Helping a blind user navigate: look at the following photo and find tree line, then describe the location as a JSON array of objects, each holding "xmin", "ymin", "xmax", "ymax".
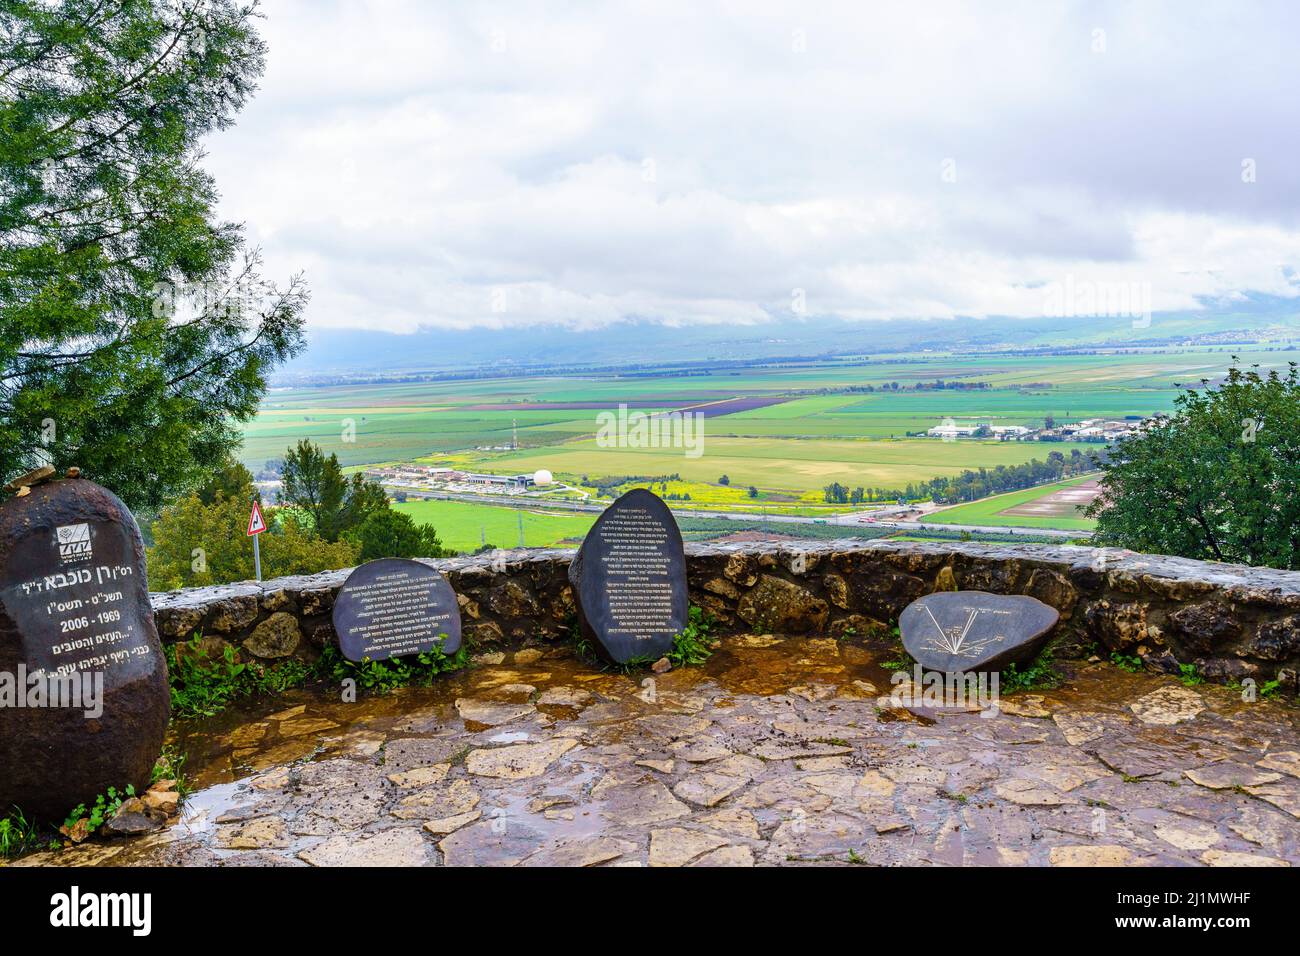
[{"xmin": 824, "ymin": 449, "xmax": 1099, "ymax": 505}]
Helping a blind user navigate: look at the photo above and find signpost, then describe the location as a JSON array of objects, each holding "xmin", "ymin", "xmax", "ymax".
[{"xmin": 247, "ymin": 498, "xmax": 266, "ymax": 581}]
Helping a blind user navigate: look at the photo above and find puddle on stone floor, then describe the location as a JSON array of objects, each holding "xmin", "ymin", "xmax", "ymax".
[{"xmin": 14, "ymin": 635, "xmax": 1300, "ymax": 867}]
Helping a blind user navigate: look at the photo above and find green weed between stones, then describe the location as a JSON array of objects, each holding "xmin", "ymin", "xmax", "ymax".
[
  {"xmin": 1000, "ymin": 648, "xmax": 1063, "ymax": 693},
  {"xmin": 1109, "ymin": 651, "xmax": 1144, "ymax": 673},
  {"xmin": 169, "ymin": 633, "xmax": 308, "ymax": 719},
  {"xmin": 0, "ymin": 808, "xmax": 53, "ymax": 858},
  {"xmin": 151, "ymin": 745, "xmax": 192, "ymax": 803},
  {"xmin": 574, "ymin": 605, "xmax": 717, "ymax": 673},
  {"xmin": 62, "ymin": 785, "xmax": 134, "ymax": 837},
  {"xmin": 668, "ymin": 606, "xmax": 716, "ymax": 667},
  {"xmin": 168, "ymin": 631, "xmax": 470, "ymax": 719},
  {"xmin": 320, "ymin": 640, "xmax": 470, "ymax": 694}
]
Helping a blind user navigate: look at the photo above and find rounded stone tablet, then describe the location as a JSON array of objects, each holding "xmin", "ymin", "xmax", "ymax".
[
  {"xmin": 899, "ymin": 590, "xmax": 1060, "ymax": 674},
  {"xmin": 0, "ymin": 478, "xmax": 168, "ymax": 823},
  {"xmin": 568, "ymin": 488, "xmax": 688, "ymax": 665},
  {"xmin": 333, "ymin": 558, "xmax": 461, "ymax": 662}
]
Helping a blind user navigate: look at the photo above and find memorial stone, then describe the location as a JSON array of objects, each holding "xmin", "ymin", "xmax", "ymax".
[
  {"xmin": 0, "ymin": 478, "xmax": 168, "ymax": 822},
  {"xmin": 332, "ymin": 558, "xmax": 461, "ymax": 662},
  {"xmin": 568, "ymin": 489, "xmax": 688, "ymax": 664}
]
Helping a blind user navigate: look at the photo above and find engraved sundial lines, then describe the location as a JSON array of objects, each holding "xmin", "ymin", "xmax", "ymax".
[{"xmin": 922, "ymin": 604, "xmax": 1002, "ymax": 658}]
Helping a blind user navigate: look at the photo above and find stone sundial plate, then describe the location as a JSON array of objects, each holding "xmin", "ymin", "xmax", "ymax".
[{"xmin": 899, "ymin": 590, "xmax": 1060, "ymax": 674}]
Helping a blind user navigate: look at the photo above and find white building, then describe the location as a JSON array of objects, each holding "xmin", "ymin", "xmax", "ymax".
[{"xmin": 926, "ymin": 423, "xmax": 982, "ymax": 438}]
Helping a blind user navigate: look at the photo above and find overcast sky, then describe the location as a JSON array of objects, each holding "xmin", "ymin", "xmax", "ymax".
[{"xmin": 205, "ymin": 0, "xmax": 1300, "ymax": 333}]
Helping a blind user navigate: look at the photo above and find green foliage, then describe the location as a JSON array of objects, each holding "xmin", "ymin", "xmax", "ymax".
[
  {"xmin": 63, "ymin": 785, "xmax": 134, "ymax": 836},
  {"xmin": 151, "ymin": 746, "xmax": 192, "ymax": 805},
  {"xmin": 346, "ymin": 506, "xmax": 445, "ymax": 562},
  {"xmin": 169, "ymin": 630, "xmax": 472, "ymax": 719},
  {"xmin": 1109, "ymin": 651, "xmax": 1144, "ymax": 673},
  {"xmin": 1177, "ymin": 663, "xmax": 1204, "ymax": 687},
  {"xmin": 0, "ymin": 808, "xmax": 45, "ymax": 858},
  {"xmin": 1000, "ymin": 649, "xmax": 1063, "ymax": 692},
  {"xmin": 0, "ymin": 0, "xmax": 306, "ymax": 509},
  {"xmin": 146, "ymin": 493, "xmax": 359, "ymax": 589},
  {"xmin": 668, "ymin": 606, "xmax": 715, "ymax": 667},
  {"xmin": 167, "ymin": 633, "xmax": 316, "ymax": 719},
  {"xmin": 320, "ymin": 640, "xmax": 469, "ymax": 694},
  {"xmin": 823, "ymin": 482, "xmax": 850, "ymax": 504},
  {"xmin": 572, "ymin": 605, "xmax": 715, "ymax": 671},
  {"xmin": 197, "ymin": 457, "xmax": 257, "ymax": 506},
  {"xmin": 168, "ymin": 636, "xmax": 257, "ymax": 719},
  {"xmin": 1089, "ymin": 360, "xmax": 1300, "ymax": 569},
  {"xmin": 281, "ymin": 439, "xmax": 388, "ymax": 542}
]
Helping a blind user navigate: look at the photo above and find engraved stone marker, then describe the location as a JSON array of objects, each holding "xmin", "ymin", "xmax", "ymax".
[
  {"xmin": 0, "ymin": 478, "xmax": 168, "ymax": 822},
  {"xmin": 899, "ymin": 590, "xmax": 1060, "ymax": 673},
  {"xmin": 569, "ymin": 488, "xmax": 688, "ymax": 664},
  {"xmin": 333, "ymin": 558, "xmax": 461, "ymax": 662}
]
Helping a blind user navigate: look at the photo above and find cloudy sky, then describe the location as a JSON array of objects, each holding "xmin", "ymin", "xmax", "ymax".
[{"xmin": 205, "ymin": 0, "xmax": 1300, "ymax": 333}]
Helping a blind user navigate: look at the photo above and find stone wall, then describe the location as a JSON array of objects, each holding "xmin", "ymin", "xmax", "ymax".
[{"xmin": 150, "ymin": 541, "xmax": 1300, "ymax": 692}]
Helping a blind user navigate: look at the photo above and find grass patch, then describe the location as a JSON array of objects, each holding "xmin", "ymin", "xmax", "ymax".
[
  {"xmin": 169, "ymin": 632, "xmax": 470, "ymax": 719},
  {"xmin": 169, "ymin": 633, "xmax": 317, "ymax": 719},
  {"xmin": 1109, "ymin": 651, "xmax": 1144, "ymax": 674},
  {"xmin": 1000, "ymin": 648, "xmax": 1063, "ymax": 693},
  {"xmin": 0, "ymin": 809, "xmax": 52, "ymax": 858},
  {"xmin": 320, "ymin": 640, "xmax": 470, "ymax": 695},
  {"xmin": 667, "ymin": 606, "xmax": 716, "ymax": 667},
  {"xmin": 573, "ymin": 605, "xmax": 717, "ymax": 672}
]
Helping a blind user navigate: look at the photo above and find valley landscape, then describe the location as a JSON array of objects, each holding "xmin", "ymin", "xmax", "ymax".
[{"xmin": 239, "ymin": 342, "xmax": 1296, "ymax": 552}]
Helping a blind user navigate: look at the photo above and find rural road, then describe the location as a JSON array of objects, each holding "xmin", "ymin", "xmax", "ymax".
[{"xmin": 386, "ymin": 486, "xmax": 1091, "ymax": 540}]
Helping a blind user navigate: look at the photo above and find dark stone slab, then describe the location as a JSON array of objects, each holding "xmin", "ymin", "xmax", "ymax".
[
  {"xmin": 899, "ymin": 590, "xmax": 1059, "ymax": 673},
  {"xmin": 0, "ymin": 479, "xmax": 169, "ymax": 823},
  {"xmin": 568, "ymin": 489, "xmax": 687, "ymax": 664},
  {"xmin": 332, "ymin": 558, "xmax": 461, "ymax": 662}
]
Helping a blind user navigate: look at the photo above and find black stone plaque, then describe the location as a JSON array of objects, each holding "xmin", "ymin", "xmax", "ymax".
[
  {"xmin": 899, "ymin": 590, "xmax": 1060, "ymax": 674},
  {"xmin": 569, "ymin": 488, "xmax": 688, "ymax": 664},
  {"xmin": 333, "ymin": 558, "xmax": 461, "ymax": 662},
  {"xmin": 0, "ymin": 478, "xmax": 169, "ymax": 823}
]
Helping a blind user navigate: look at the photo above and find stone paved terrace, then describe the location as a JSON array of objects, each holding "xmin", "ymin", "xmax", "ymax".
[{"xmin": 15, "ymin": 633, "xmax": 1299, "ymax": 867}]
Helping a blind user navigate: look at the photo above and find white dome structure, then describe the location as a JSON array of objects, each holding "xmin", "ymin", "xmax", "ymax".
[{"xmin": 532, "ymin": 469, "xmax": 554, "ymax": 486}]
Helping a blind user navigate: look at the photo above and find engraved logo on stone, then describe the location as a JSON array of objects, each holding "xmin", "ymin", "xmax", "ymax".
[
  {"xmin": 920, "ymin": 604, "xmax": 1009, "ymax": 659},
  {"xmin": 56, "ymin": 523, "xmax": 92, "ymax": 563}
]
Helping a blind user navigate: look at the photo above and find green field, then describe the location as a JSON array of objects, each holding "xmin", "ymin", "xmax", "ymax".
[
  {"xmin": 392, "ymin": 499, "xmax": 595, "ymax": 552},
  {"xmin": 927, "ymin": 476, "xmax": 1098, "ymax": 531}
]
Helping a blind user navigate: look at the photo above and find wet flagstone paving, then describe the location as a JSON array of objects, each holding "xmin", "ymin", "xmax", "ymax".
[{"xmin": 16, "ymin": 635, "xmax": 1300, "ymax": 867}]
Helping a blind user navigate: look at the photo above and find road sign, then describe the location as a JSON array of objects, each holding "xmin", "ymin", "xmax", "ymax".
[
  {"xmin": 247, "ymin": 499, "xmax": 266, "ymax": 582},
  {"xmin": 247, "ymin": 500, "xmax": 267, "ymax": 536}
]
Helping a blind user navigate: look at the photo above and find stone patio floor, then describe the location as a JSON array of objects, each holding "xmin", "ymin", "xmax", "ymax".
[{"xmin": 14, "ymin": 634, "xmax": 1300, "ymax": 867}]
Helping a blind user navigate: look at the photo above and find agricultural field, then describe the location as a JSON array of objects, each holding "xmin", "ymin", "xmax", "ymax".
[
  {"xmin": 391, "ymin": 499, "xmax": 595, "ymax": 552},
  {"xmin": 240, "ymin": 348, "xmax": 1289, "ymax": 529},
  {"xmin": 927, "ymin": 475, "xmax": 1100, "ymax": 531},
  {"xmin": 458, "ymin": 434, "xmax": 1097, "ymax": 500}
]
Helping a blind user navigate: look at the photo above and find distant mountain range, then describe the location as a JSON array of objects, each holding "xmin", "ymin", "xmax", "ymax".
[{"xmin": 275, "ymin": 305, "xmax": 1299, "ymax": 385}]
